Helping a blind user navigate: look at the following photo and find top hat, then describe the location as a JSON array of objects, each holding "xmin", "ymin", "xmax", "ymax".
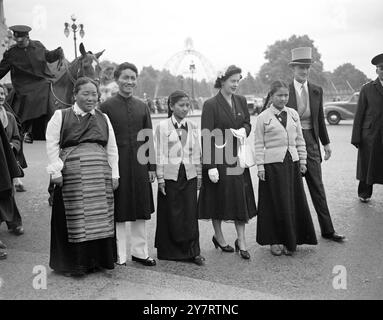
[
  {"xmin": 289, "ymin": 47, "xmax": 313, "ymax": 66},
  {"xmin": 9, "ymin": 25, "xmax": 31, "ymax": 37},
  {"xmin": 371, "ymin": 53, "xmax": 383, "ymax": 66}
]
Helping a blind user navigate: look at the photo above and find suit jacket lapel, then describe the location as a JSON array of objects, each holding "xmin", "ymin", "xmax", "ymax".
[
  {"xmin": 308, "ymin": 82, "xmax": 318, "ymax": 124},
  {"xmin": 217, "ymin": 92, "xmax": 236, "ymax": 127},
  {"xmin": 288, "ymin": 83, "xmax": 298, "ymax": 111},
  {"xmin": 373, "ymin": 78, "xmax": 383, "ymax": 98}
]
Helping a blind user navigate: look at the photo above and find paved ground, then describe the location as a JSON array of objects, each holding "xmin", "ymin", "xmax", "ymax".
[{"xmin": 0, "ymin": 117, "xmax": 382, "ymax": 300}]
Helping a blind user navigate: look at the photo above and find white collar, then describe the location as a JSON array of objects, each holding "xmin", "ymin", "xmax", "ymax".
[
  {"xmin": 73, "ymin": 103, "xmax": 96, "ymax": 116},
  {"xmin": 294, "ymin": 78, "xmax": 308, "ymax": 92},
  {"xmin": 171, "ymin": 114, "xmax": 187, "ymax": 127},
  {"xmin": 270, "ymin": 104, "xmax": 287, "ymax": 115}
]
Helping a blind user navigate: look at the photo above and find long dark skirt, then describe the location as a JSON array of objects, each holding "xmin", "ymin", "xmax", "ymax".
[
  {"xmin": 49, "ymin": 187, "xmax": 115, "ymax": 274},
  {"xmin": 198, "ymin": 165, "xmax": 257, "ymax": 222},
  {"xmin": 0, "ymin": 189, "xmax": 22, "ymax": 229},
  {"xmin": 256, "ymin": 153, "xmax": 317, "ymax": 252},
  {"xmin": 155, "ymin": 165, "xmax": 200, "ymax": 260}
]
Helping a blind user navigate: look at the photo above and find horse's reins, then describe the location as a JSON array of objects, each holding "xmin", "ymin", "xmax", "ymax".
[{"xmin": 49, "ymin": 54, "xmax": 100, "ymax": 107}]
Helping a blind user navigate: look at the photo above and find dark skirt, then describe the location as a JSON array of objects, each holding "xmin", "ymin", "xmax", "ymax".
[
  {"xmin": 49, "ymin": 187, "xmax": 115, "ymax": 274},
  {"xmin": 155, "ymin": 165, "xmax": 200, "ymax": 260},
  {"xmin": 0, "ymin": 190, "xmax": 22, "ymax": 229},
  {"xmin": 256, "ymin": 153, "xmax": 317, "ymax": 252},
  {"xmin": 198, "ymin": 165, "xmax": 257, "ymax": 222}
]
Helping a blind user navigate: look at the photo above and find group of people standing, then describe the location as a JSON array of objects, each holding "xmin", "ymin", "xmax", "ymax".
[
  {"xmin": 1, "ymin": 24, "xmax": 381, "ymax": 276},
  {"xmin": 42, "ymin": 46, "xmax": 349, "ymax": 277}
]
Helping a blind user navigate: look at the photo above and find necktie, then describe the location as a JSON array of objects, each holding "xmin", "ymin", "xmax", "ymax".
[
  {"xmin": 174, "ymin": 122, "xmax": 188, "ymax": 146},
  {"xmin": 277, "ymin": 111, "xmax": 287, "ymax": 128},
  {"xmin": 300, "ymin": 84, "xmax": 309, "ymax": 115}
]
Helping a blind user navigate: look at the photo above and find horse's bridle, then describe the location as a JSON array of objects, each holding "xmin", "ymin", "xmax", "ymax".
[
  {"xmin": 65, "ymin": 53, "xmax": 101, "ymax": 84},
  {"xmin": 50, "ymin": 54, "xmax": 101, "ymax": 107}
]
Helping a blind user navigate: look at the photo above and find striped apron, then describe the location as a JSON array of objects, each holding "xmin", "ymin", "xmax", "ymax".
[{"xmin": 60, "ymin": 142, "xmax": 114, "ymax": 243}]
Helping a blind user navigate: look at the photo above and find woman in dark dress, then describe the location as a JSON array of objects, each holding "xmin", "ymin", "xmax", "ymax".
[
  {"xmin": 0, "ymin": 120, "xmax": 23, "ymax": 260},
  {"xmin": 46, "ymin": 77, "xmax": 119, "ymax": 276},
  {"xmin": 155, "ymin": 91, "xmax": 205, "ymax": 265},
  {"xmin": 0, "ymin": 83, "xmax": 27, "ymax": 193},
  {"xmin": 198, "ymin": 65, "xmax": 257, "ymax": 260},
  {"xmin": 254, "ymin": 80, "xmax": 317, "ymax": 256},
  {"xmin": 0, "ymin": 85, "xmax": 24, "ymax": 237}
]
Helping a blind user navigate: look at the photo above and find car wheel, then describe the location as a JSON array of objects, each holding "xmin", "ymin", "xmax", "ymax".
[{"xmin": 327, "ymin": 111, "xmax": 341, "ymax": 125}]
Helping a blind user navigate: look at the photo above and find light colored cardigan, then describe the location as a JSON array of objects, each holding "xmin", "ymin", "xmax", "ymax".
[
  {"xmin": 254, "ymin": 105, "xmax": 307, "ymax": 171},
  {"xmin": 155, "ymin": 117, "xmax": 202, "ymax": 184}
]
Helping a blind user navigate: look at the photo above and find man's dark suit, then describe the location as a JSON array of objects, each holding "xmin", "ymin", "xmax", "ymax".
[{"xmin": 287, "ymin": 82, "xmax": 335, "ymax": 236}]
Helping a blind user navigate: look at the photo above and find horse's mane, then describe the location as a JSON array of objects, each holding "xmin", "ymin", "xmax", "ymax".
[{"xmin": 48, "ymin": 58, "xmax": 79, "ymax": 84}]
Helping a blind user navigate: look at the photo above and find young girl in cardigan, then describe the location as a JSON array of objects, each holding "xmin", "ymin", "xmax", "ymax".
[
  {"xmin": 155, "ymin": 90, "xmax": 205, "ymax": 265},
  {"xmin": 255, "ymin": 80, "xmax": 317, "ymax": 256}
]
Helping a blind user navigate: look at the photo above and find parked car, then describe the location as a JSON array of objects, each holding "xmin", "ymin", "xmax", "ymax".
[
  {"xmin": 245, "ymin": 95, "xmax": 264, "ymax": 115},
  {"xmin": 323, "ymin": 92, "xmax": 359, "ymax": 125}
]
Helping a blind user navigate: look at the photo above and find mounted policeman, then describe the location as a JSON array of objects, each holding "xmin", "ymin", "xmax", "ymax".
[{"xmin": 0, "ymin": 25, "xmax": 64, "ymax": 143}]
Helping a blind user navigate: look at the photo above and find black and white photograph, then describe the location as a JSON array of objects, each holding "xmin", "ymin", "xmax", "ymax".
[{"xmin": 0, "ymin": 0, "xmax": 382, "ymax": 307}]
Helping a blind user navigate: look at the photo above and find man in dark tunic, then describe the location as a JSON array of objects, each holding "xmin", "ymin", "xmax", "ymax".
[
  {"xmin": 0, "ymin": 25, "xmax": 64, "ymax": 143},
  {"xmin": 351, "ymin": 53, "xmax": 383, "ymax": 202},
  {"xmin": 287, "ymin": 47, "xmax": 345, "ymax": 243},
  {"xmin": 100, "ymin": 62, "xmax": 157, "ymax": 266}
]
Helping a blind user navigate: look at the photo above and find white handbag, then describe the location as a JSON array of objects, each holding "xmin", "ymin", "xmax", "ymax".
[{"xmin": 237, "ymin": 137, "xmax": 256, "ymax": 168}]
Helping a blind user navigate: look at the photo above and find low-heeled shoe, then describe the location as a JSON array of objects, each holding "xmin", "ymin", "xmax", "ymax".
[
  {"xmin": 132, "ymin": 256, "xmax": 156, "ymax": 266},
  {"xmin": 322, "ymin": 232, "xmax": 345, "ymax": 242},
  {"xmin": 10, "ymin": 226, "xmax": 24, "ymax": 236}
]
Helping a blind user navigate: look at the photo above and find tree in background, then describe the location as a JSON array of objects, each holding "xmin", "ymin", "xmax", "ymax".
[{"xmin": 329, "ymin": 63, "xmax": 370, "ymax": 92}]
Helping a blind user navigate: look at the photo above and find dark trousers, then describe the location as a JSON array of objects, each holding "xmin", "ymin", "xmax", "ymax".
[
  {"xmin": 358, "ymin": 181, "xmax": 373, "ymax": 198},
  {"xmin": 302, "ymin": 129, "xmax": 335, "ymax": 236}
]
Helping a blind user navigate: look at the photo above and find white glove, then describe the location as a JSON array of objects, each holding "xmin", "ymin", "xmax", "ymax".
[{"xmin": 208, "ymin": 168, "xmax": 219, "ymax": 183}]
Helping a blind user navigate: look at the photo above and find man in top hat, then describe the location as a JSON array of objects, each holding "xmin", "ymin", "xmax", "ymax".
[
  {"xmin": 0, "ymin": 25, "xmax": 64, "ymax": 143},
  {"xmin": 351, "ymin": 53, "xmax": 383, "ymax": 202},
  {"xmin": 287, "ymin": 47, "xmax": 345, "ymax": 242}
]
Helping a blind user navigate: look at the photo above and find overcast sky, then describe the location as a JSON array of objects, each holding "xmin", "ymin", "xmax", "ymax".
[{"xmin": 5, "ymin": 0, "xmax": 382, "ymax": 81}]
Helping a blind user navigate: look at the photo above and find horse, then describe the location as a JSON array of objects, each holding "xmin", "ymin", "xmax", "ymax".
[
  {"xmin": 48, "ymin": 42, "xmax": 104, "ymax": 113},
  {"xmin": 5, "ymin": 43, "xmax": 104, "ymax": 141}
]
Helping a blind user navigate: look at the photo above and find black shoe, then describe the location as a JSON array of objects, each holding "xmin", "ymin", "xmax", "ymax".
[
  {"xmin": 15, "ymin": 184, "xmax": 26, "ymax": 192},
  {"xmin": 234, "ymin": 239, "xmax": 250, "ymax": 259},
  {"xmin": 212, "ymin": 236, "xmax": 234, "ymax": 252},
  {"xmin": 190, "ymin": 255, "xmax": 205, "ymax": 266},
  {"xmin": 0, "ymin": 251, "xmax": 7, "ymax": 260},
  {"xmin": 24, "ymin": 133, "xmax": 33, "ymax": 144},
  {"xmin": 132, "ymin": 256, "xmax": 156, "ymax": 266},
  {"xmin": 10, "ymin": 226, "xmax": 24, "ymax": 236},
  {"xmin": 359, "ymin": 197, "xmax": 371, "ymax": 203},
  {"xmin": 322, "ymin": 232, "xmax": 345, "ymax": 242},
  {"xmin": 282, "ymin": 246, "xmax": 293, "ymax": 256}
]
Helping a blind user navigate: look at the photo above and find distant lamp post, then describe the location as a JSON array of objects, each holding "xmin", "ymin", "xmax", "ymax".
[
  {"xmin": 189, "ymin": 61, "xmax": 196, "ymax": 100},
  {"xmin": 64, "ymin": 14, "xmax": 85, "ymax": 58}
]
